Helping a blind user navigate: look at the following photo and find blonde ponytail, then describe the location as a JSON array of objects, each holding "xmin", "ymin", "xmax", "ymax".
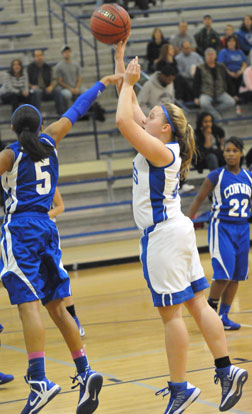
[{"xmin": 162, "ymin": 103, "xmax": 196, "ymax": 180}]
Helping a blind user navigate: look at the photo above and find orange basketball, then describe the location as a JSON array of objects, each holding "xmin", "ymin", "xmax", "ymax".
[{"xmin": 90, "ymin": 3, "xmax": 131, "ymax": 45}]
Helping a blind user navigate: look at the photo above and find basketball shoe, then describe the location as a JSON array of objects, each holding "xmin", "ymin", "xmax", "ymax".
[
  {"xmin": 0, "ymin": 373, "xmax": 14, "ymax": 385},
  {"xmin": 71, "ymin": 368, "xmax": 103, "ymax": 414},
  {"xmin": 155, "ymin": 381, "xmax": 201, "ymax": 413},
  {"xmin": 214, "ymin": 365, "xmax": 248, "ymax": 411},
  {"xmin": 220, "ymin": 314, "xmax": 241, "ymax": 330},
  {"xmin": 21, "ymin": 375, "xmax": 61, "ymax": 414}
]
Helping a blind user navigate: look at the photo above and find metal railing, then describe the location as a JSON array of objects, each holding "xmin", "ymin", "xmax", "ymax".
[
  {"xmin": 20, "ymin": 0, "xmax": 38, "ymax": 25},
  {"xmin": 46, "ymin": 0, "xmax": 100, "ymax": 77}
]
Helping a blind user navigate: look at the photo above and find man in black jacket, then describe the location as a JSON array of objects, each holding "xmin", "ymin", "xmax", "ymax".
[
  {"xmin": 193, "ymin": 48, "xmax": 235, "ymax": 119},
  {"xmin": 28, "ymin": 49, "xmax": 65, "ymax": 115},
  {"xmin": 194, "ymin": 15, "xmax": 222, "ymax": 56}
]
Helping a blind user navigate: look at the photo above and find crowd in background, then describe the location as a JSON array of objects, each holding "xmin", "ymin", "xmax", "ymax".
[{"xmin": 0, "ymin": 14, "xmax": 252, "ymax": 179}]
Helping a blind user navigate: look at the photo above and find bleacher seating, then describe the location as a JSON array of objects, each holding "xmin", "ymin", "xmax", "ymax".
[
  {"xmin": 0, "ymin": 46, "xmax": 48, "ymax": 55},
  {"xmin": 0, "ymin": 0, "xmax": 252, "ymax": 249}
]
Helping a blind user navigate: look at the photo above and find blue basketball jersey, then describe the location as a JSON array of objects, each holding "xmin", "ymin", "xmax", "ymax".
[
  {"xmin": 1, "ymin": 133, "xmax": 58, "ymax": 214},
  {"xmin": 208, "ymin": 167, "xmax": 252, "ymax": 223}
]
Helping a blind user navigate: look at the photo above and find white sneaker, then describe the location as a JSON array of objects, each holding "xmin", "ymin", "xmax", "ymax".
[{"xmin": 179, "ymin": 183, "xmax": 195, "ymax": 195}]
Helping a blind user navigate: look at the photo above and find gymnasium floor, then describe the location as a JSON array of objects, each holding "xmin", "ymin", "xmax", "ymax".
[{"xmin": 0, "ymin": 252, "xmax": 251, "ymax": 413}]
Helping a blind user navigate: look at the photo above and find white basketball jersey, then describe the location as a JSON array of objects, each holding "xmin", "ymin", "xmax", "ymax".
[{"xmin": 132, "ymin": 142, "xmax": 182, "ymax": 231}]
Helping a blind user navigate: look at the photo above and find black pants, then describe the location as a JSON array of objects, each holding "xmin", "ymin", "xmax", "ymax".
[{"xmin": 1, "ymin": 92, "xmax": 30, "ymax": 112}]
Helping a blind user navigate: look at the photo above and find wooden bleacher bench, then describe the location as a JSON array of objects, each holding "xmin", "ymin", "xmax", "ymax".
[
  {"xmin": 59, "ymin": 157, "xmax": 133, "ymax": 201},
  {"xmin": 63, "ymin": 1, "xmax": 96, "ymax": 6},
  {"xmin": 59, "ymin": 158, "xmax": 133, "ymax": 182},
  {"xmin": 0, "ymin": 20, "xmax": 18, "ymax": 25},
  {"xmin": 0, "ymin": 33, "xmax": 33, "ymax": 49},
  {"xmin": 0, "ymin": 46, "xmax": 48, "ymax": 56}
]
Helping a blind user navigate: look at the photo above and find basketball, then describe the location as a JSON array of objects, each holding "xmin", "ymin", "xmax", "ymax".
[{"xmin": 90, "ymin": 3, "xmax": 131, "ymax": 45}]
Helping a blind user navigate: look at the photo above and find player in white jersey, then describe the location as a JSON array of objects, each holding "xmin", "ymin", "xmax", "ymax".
[
  {"xmin": 188, "ymin": 137, "xmax": 251, "ymax": 330},
  {"xmin": 114, "ymin": 39, "xmax": 248, "ymax": 414}
]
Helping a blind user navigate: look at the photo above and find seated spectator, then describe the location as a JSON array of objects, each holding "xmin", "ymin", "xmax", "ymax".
[
  {"xmin": 237, "ymin": 15, "xmax": 252, "ymax": 56},
  {"xmin": 145, "ymin": 28, "xmax": 167, "ymax": 73},
  {"xmin": 54, "ymin": 45, "xmax": 85, "ymax": 110},
  {"xmin": 155, "ymin": 43, "xmax": 177, "ymax": 72},
  {"xmin": 155, "ymin": 43, "xmax": 191, "ymax": 101},
  {"xmin": 193, "ymin": 48, "xmax": 235, "ymax": 120},
  {"xmin": 138, "ymin": 64, "xmax": 176, "ymax": 115},
  {"xmin": 55, "ymin": 45, "xmax": 105, "ymax": 121},
  {"xmin": 0, "ymin": 59, "xmax": 30, "ymax": 112},
  {"xmin": 170, "ymin": 21, "xmax": 196, "ymax": 55},
  {"xmin": 239, "ymin": 64, "xmax": 252, "ymax": 103},
  {"xmin": 218, "ymin": 35, "xmax": 247, "ymax": 103},
  {"xmin": 221, "ymin": 24, "xmax": 236, "ymax": 48},
  {"xmin": 28, "ymin": 49, "xmax": 65, "ymax": 116},
  {"xmin": 193, "ymin": 112, "xmax": 225, "ymax": 173},
  {"xmin": 194, "ymin": 14, "xmax": 222, "ymax": 56},
  {"xmin": 175, "ymin": 41, "xmax": 203, "ymax": 102}
]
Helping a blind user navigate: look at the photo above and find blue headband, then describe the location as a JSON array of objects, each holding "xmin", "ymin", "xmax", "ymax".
[
  {"xmin": 11, "ymin": 104, "xmax": 42, "ymax": 133},
  {"xmin": 161, "ymin": 105, "xmax": 175, "ymax": 134}
]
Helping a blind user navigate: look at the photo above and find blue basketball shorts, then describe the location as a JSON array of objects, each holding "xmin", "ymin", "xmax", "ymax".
[
  {"xmin": 140, "ymin": 214, "xmax": 209, "ymax": 307},
  {"xmin": 208, "ymin": 218, "xmax": 249, "ymax": 281},
  {"xmin": 0, "ymin": 212, "xmax": 71, "ymax": 305}
]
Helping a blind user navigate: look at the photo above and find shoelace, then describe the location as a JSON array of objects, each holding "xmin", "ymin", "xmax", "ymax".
[
  {"xmin": 214, "ymin": 374, "xmax": 230, "ymax": 395},
  {"xmin": 70, "ymin": 373, "xmax": 81, "ymax": 390},
  {"xmin": 155, "ymin": 385, "xmax": 170, "ymax": 398},
  {"xmin": 70, "ymin": 369, "xmax": 89, "ymax": 390},
  {"xmin": 214, "ymin": 374, "xmax": 219, "ymax": 385}
]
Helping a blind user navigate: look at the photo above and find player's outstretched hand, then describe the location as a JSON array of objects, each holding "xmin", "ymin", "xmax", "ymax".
[
  {"xmin": 114, "ymin": 34, "xmax": 130, "ymax": 61},
  {"xmin": 100, "ymin": 73, "xmax": 124, "ymax": 87},
  {"xmin": 124, "ymin": 57, "xmax": 140, "ymax": 86}
]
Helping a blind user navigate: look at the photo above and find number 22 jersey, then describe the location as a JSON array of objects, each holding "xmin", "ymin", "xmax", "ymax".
[{"xmin": 208, "ymin": 167, "xmax": 252, "ymax": 223}]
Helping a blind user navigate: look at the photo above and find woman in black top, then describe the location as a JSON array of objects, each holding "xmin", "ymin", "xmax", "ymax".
[
  {"xmin": 146, "ymin": 28, "xmax": 167, "ymax": 73},
  {"xmin": 194, "ymin": 112, "xmax": 225, "ymax": 172}
]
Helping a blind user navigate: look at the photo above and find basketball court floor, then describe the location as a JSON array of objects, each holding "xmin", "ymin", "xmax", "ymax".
[{"xmin": 0, "ymin": 252, "xmax": 251, "ymax": 413}]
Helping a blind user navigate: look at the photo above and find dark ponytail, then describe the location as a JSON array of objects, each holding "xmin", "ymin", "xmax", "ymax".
[{"xmin": 11, "ymin": 105, "xmax": 53, "ymax": 162}]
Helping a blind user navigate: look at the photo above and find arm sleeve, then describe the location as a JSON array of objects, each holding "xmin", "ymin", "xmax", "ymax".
[
  {"xmin": 61, "ymin": 81, "xmax": 106, "ymax": 124},
  {"xmin": 207, "ymin": 169, "xmax": 219, "ymax": 186}
]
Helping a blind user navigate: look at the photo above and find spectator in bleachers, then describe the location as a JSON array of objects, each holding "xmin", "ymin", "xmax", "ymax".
[
  {"xmin": 193, "ymin": 112, "xmax": 225, "ymax": 173},
  {"xmin": 221, "ymin": 24, "xmax": 236, "ymax": 48},
  {"xmin": 193, "ymin": 48, "xmax": 235, "ymax": 120},
  {"xmin": 239, "ymin": 63, "xmax": 252, "ymax": 103},
  {"xmin": 0, "ymin": 59, "xmax": 30, "ymax": 112},
  {"xmin": 217, "ymin": 35, "xmax": 247, "ymax": 112},
  {"xmin": 138, "ymin": 64, "xmax": 176, "ymax": 115},
  {"xmin": 170, "ymin": 21, "xmax": 196, "ymax": 55},
  {"xmin": 146, "ymin": 28, "xmax": 167, "ymax": 73},
  {"xmin": 194, "ymin": 15, "xmax": 222, "ymax": 57},
  {"xmin": 155, "ymin": 44, "xmax": 177, "ymax": 72},
  {"xmin": 55, "ymin": 45, "xmax": 105, "ymax": 121},
  {"xmin": 155, "ymin": 43, "xmax": 189, "ymax": 102},
  {"xmin": 237, "ymin": 15, "xmax": 252, "ymax": 56},
  {"xmin": 175, "ymin": 41, "xmax": 203, "ymax": 102},
  {"xmin": 28, "ymin": 49, "xmax": 65, "ymax": 116},
  {"xmin": 54, "ymin": 45, "xmax": 85, "ymax": 110}
]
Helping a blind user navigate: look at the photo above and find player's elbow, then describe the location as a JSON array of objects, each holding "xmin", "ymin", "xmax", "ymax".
[{"xmin": 116, "ymin": 115, "xmax": 128, "ymax": 134}]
